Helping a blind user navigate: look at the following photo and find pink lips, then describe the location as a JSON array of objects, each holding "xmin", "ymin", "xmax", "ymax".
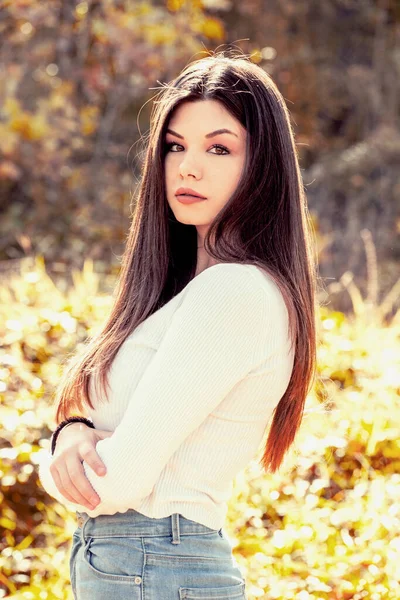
[
  {"xmin": 175, "ymin": 187, "xmax": 207, "ymax": 199},
  {"xmin": 177, "ymin": 195, "xmax": 206, "ymax": 204}
]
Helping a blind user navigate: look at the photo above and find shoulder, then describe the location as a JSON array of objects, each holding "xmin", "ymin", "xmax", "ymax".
[
  {"xmin": 189, "ymin": 262, "xmax": 282, "ymax": 296},
  {"xmin": 186, "ymin": 262, "xmax": 263, "ymax": 294},
  {"xmin": 183, "ymin": 262, "xmax": 287, "ymax": 318},
  {"xmin": 174, "ymin": 263, "xmax": 292, "ymax": 358}
]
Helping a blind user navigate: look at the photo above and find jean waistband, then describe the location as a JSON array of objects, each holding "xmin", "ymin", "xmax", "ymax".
[{"xmin": 75, "ymin": 509, "xmax": 221, "ymax": 545}]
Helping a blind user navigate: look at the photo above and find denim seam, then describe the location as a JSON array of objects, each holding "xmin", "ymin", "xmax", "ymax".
[
  {"xmin": 145, "ymin": 554, "xmax": 234, "ymax": 563},
  {"xmin": 81, "ymin": 531, "xmax": 217, "ymax": 540},
  {"xmin": 141, "ymin": 536, "xmax": 147, "ymax": 600}
]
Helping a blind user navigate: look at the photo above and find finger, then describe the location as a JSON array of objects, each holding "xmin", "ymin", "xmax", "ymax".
[
  {"xmin": 63, "ymin": 455, "xmax": 101, "ymax": 508},
  {"xmin": 51, "ymin": 465, "xmax": 85, "ymax": 506},
  {"xmin": 79, "ymin": 441, "xmax": 107, "ymax": 476},
  {"xmin": 51, "ymin": 459, "xmax": 97, "ymax": 509}
]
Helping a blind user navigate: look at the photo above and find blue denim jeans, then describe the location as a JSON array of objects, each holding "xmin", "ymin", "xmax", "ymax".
[{"xmin": 70, "ymin": 509, "xmax": 247, "ymax": 599}]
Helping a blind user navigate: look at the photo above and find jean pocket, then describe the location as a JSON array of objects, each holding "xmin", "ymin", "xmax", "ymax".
[
  {"xmin": 82, "ymin": 536, "xmax": 143, "ymax": 584},
  {"xmin": 179, "ymin": 581, "xmax": 246, "ymax": 599}
]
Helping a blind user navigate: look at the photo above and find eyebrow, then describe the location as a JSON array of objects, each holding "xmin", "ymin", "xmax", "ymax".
[{"xmin": 166, "ymin": 128, "xmax": 239, "ymax": 139}]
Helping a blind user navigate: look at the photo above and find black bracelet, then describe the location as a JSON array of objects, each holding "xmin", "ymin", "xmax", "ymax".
[{"xmin": 51, "ymin": 416, "xmax": 95, "ymax": 456}]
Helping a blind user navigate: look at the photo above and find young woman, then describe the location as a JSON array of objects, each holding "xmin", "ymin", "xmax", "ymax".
[{"xmin": 38, "ymin": 50, "xmax": 318, "ymax": 600}]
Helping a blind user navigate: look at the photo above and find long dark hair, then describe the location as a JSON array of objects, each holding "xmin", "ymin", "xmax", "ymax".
[{"xmin": 55, "ymin": 50, "xmax": 319, "ymax": 473}]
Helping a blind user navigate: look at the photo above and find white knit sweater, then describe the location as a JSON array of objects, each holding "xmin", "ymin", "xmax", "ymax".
[{"xmin": 38, "ymin": 262, "xmax": 295, "ymax": 530}]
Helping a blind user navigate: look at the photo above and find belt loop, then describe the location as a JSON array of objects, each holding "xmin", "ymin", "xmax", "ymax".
[
  {"xmin": 171, "ymin": 513, "xmax": 181, "ymax": 544},
  {"xmin": 76, "ymin": 511, "xmax": 88, "ymax": 544}
]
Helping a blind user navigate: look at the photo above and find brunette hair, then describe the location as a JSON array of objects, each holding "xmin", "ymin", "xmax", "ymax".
[{"xmin": 54, "ymin": 50, "xmax": 319, "ymax": 473}]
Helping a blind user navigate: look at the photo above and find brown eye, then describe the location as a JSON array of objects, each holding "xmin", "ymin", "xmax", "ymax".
[
  {"xmin": 164, "ymin": 142, "xmax": 229, "ymax": 155},
  {"xmin": 165, "ymin": 142, "xmax": 181, "ymax": 152},
  {"xmin": 210, "ymin": 144, "xmax": 229, "ymax": 155}
]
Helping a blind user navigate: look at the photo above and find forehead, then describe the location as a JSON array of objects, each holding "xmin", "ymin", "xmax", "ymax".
[{"xmin": 168, "ymin": 99, "xmax": 244, "ymax": 135}]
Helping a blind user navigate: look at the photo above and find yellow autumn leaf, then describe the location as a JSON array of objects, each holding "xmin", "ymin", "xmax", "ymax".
[
  {"xmin": 10, "ymin": 112, "xmax": 50, "ymax": 141},
  {"xmin": 167, "ymin": 0, "xmax": 185, "ymax": 11},
  {"xmin": 200, "ymin": 17, "xmax": 225, "ymax": 41},
  {"xmin": 2, "ymin": 96, "xmax": 22, "ymax": 118},
  {"xmin": 80, "ymin": 105, "xmax": 99, "ymax": 136},
  {"xmin": 144, "ymin": 23, "xmax": 177, "ymax": 45},
  {"xmin": 0, "ymin": 517, "xmax": 16, "ymax": 531},
  {"xmin": 14, "ymin": 533, "xmax": 34, "ymax": 551}
]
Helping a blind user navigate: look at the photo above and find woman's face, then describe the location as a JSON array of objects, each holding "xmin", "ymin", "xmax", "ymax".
[{"xmin": 164, "ymin": 99, "xmax": 247, "ymax": 233}]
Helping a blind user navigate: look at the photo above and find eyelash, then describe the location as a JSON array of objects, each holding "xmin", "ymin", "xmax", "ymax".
[{"xmin": 165, "ymin": 142, "xmax": 230, "ymax": 155}]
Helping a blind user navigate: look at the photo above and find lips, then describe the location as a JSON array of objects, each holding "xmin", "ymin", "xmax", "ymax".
[{"xmin": 175, "ymin": 187, "xmax": 207, "ymax": 199}]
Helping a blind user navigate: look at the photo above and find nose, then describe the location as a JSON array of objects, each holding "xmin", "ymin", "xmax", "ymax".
[{"xmin": 178, "ymin": 153, "xmax": 201, "ymax": 179}]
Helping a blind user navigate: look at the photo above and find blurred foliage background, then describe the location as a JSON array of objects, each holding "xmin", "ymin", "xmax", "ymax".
[{"xmin": 0, "ymin": 0, "xmax": 399, "ymax": 599}]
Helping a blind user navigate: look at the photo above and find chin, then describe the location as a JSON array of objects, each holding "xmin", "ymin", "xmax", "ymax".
[{"xmin": 174, "ymin": 215, "xmax": 202, "ymax": 225}]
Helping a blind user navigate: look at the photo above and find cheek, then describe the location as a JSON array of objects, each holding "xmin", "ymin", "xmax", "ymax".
[{"xmin": 214, "ymin": 161, "xmax": 243, "ymax": 191}]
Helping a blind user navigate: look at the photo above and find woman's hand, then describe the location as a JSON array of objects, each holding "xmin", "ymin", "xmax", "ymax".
[{"xmin": 50, "ymin": 423, "xmax": 113, "ymax": 511}]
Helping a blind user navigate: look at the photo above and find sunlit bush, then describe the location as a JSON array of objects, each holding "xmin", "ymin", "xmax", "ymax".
[{"xmin": 0, "ymin": 255, "xmax": 399, "ymax": 599}]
